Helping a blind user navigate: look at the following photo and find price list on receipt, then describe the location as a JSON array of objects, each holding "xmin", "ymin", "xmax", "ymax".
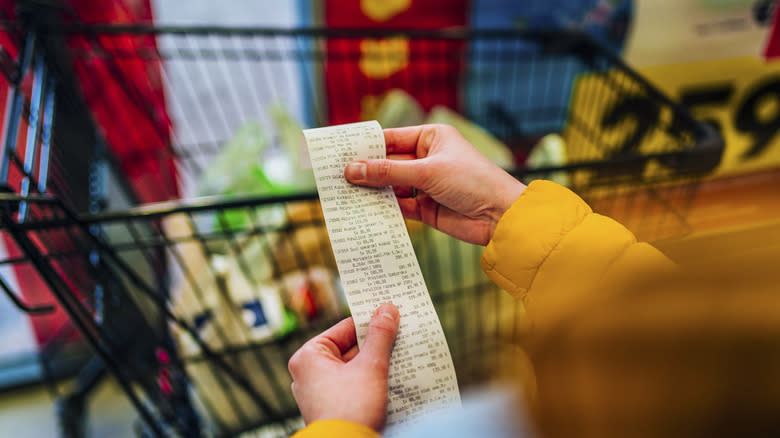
[{"xmin": 303, "ymin": 121, "xmax": 460, "ymax": 431}]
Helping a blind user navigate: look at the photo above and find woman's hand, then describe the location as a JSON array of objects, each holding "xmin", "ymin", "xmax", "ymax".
[
  {"xmin": 344, "ymin": 124, "xmax": 526, "ymax": 245},
  {"xmin": 288, "ymin": 303, "xmax": 400, "ymax": 431}
]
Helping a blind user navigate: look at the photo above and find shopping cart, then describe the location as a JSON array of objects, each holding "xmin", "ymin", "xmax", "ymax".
[{"xmin": 0, "ymin": 10, "xmax": 722, "ymax": 438}]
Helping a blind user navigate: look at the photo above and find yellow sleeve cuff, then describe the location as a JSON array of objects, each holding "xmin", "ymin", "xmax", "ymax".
[
  {"xmin": 480, "ymin": 180, "xmax": 591, "ymax": 300},
  {"xmin": 291, "ymin": 419, "xmax": 381, "ymax": 438}
]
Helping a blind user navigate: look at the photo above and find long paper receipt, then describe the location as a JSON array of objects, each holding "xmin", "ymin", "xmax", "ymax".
[{"xmin": 303, "ymin": 121, "xmax": 461, "ymax": 431}]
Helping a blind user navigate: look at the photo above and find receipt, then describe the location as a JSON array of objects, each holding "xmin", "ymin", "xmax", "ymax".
[{"xmin": 303, "ymin": 121, "xmax": 461, "ymax": 431}]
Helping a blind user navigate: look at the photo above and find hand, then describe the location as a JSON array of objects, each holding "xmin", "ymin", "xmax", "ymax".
[
  {"xmin": 344, "ymin": 124, "xmax": 526, "ymax": 245},
  {"xmin": 288, "ymin": 303, "xmax": 400, "ymax": 431}
]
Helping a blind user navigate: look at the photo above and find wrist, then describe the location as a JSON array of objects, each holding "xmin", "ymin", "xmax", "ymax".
[{"xmin": 488, "ymin": 178, "xmax": 526, "ymax": 241}]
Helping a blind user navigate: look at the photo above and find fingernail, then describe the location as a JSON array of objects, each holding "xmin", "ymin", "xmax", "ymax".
[{"xmin": 345, "ymin": 162, "xmax": 367, "ymax": 181}]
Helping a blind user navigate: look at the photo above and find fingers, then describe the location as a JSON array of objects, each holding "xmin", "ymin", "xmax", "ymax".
[
  {"xmin": 393, "ymin": 186, "xmax": 416, "ymax": 198},
  {"xmin": 387, "ymin": 153, "xmax": 417, "ymax": 161},
  {"xmin": 397, "ymin": 197, "xmax": 422, "ymax": 221},
  {"xmin": 434, "ymin": 204, "xmax": 493, "ymax": 246},
  {"xmin": 361, "ymin": 154, "xmax": 416, "ymax": 197},
  {"xmin": 342, "ymin": 345, "xmax": 359, "ymax": 362},
  {"xmin": 289, "ymin": 317, "xmax": 358, "ymax": 379},
  {"xmin": 397, "ymin": 197, "xmax": 493, "ymax": 245},
  {"xmin": 314, "ymin": 316, "xmax": 357, "ymax": 356},
  {"xmin": 399, "ymin": 194, "xmax": 442, "ymax": 233},
  {"xmin": 384, "ymin": 126, "xmax": 425, "ymax": 154},
  {"xmin": 358, "ymin": 303, "xmax": 400, "ymax": 364},
  {"xmin": 345, "ymin": 158, "xmax": 424, "ymax": 188},
  {"xmin": 397, "ymin": 194, "xmax": 438, "ymax": 224}
]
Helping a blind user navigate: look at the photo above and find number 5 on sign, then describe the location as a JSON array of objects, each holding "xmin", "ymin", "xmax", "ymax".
[{"xmin": 643, "ymin": 56, "xmax": 780, "ymax": 177}]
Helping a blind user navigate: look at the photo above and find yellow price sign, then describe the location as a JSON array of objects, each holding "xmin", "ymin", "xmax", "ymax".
[
  {"xmin": 639, "ymin": 57, "xmax": 780, "ymax": 176},
  {"xmin": 565, "ymin": 56, "xmax": 780, "ymax": 180}
]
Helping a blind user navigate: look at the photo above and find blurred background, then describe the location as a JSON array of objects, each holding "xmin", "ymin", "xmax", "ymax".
[{"xmin": 0, "ymin": 0, "xmax": 779, "ymax": 437}]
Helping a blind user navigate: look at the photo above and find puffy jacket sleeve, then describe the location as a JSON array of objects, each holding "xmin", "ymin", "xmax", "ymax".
[
  {"xmin": 291, "ymin": 420, "xmax": 380, "ymax": 438},
  {"xmin": 480, "ymin": 180, "xmax": 675, "ymax": 328}
]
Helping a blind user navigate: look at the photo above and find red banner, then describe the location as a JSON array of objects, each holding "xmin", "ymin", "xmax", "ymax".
[
  {"xmin": 67, "ymin": 0, "xmax": 178, "ymax": 203},
  {"xmin": 0, "ymin": 0, "xmax": 175, "ymax": 346},
  {"xmin": 324, "ymin": 0, "xmax": 468, "ymax": 124}
]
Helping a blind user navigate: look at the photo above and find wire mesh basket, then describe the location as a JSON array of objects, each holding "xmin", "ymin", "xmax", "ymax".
[{"xmin": 0, "ymin": 15, "xmax": 722, "ymax": 438}]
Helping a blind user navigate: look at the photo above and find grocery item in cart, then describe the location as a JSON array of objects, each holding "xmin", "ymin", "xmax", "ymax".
[
  {"xmin": 164, "ymin": 201, "xmax": 345, "ymax": 429},
  {"xmin": 176, "ymin": 262, "xmax": 342, "ymax": 354},
  {"xmin": 198, "ymin": 121, "xmax": 269, "ymax": 197},
  {"xmin": 525, "ymin": 134, "xmax": 570, "ymax": 187},
  {"xmin": 374, "ymin": 89, "xmax": 426, "ymax": 128},
  {"xmin": 167, "ymin": 205, "xmax": 344, "ymax": 354},
  {"xmin": 267, "ymin": 104, "xmax": 317, "ymax": 193},
  {"xmin": 198, "ymin": 104, "xmax": 316, "ymax": 199}
]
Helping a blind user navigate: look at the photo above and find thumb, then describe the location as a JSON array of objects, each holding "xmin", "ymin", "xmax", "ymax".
[
  {"xmin": 359, "ymin": 303, "xmax": 400, "ymax": 363},
  {"xmin": 345, "ymin": 159, "xmax": 423, "ymax": 188}
]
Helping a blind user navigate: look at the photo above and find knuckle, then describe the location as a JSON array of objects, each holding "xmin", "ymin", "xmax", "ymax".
[
  {"xmin": 288, "ymin": 348, "xmax": 305, "ymax": 377},
  {"xmin": 368, "ymin": 318, "xmax": 397, "ymax": 338},
  {"xmin": 377, "ymin": 160, "xmax": 393, "ymax": 180}
]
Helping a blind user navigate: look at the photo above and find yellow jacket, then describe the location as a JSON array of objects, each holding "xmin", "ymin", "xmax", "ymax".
[{"xmin": 293, "ymin": 180, "xmax": 780, "ymax": 437}]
